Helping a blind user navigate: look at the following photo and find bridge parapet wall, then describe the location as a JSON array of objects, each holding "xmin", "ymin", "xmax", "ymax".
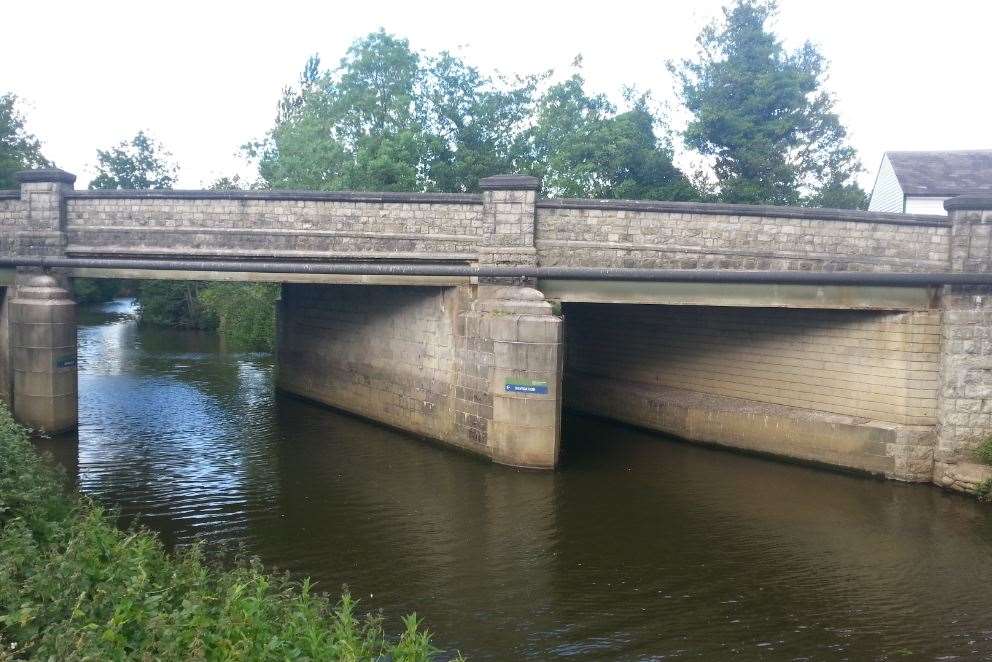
[
  {"xmin": 64, "ymin": 190, "xmax": 485, "ymax": 262},
  {"xmin": 3, "ymin": 170, "xmax": 956, "ymax": 275},
  {"xmin": 536, "ymin": 200, "xmax": 949, "ymax": 273}
]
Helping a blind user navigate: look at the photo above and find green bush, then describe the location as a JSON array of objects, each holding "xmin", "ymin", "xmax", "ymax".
[
  {"xmin": 72, "ymin": 278, "xmax": 127, "ymax": 304},
  {"xmin": 0, "ymin": 403, "xmax": 453, "ymax": 660},
  {"xmin": 976, "ymin": 437, "xmax": 992, "ymax": 466},
  {"xmin": 135, "ymin": 280, "xmax": 217, "ymax": 329},
  {"xmin": 200, "ymin": 282, "xmax": 279, "ymax": 352},
  {"xmin": 977, "ymin": 479, "xmax": 992, "ymax": 504}
]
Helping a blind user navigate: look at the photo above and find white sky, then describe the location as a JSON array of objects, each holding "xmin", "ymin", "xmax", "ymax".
[{"xmin": 2, "ymin": 0, "xmax": 990, "ymax": 191}]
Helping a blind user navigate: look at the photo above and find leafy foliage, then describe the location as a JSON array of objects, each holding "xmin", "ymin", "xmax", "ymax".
[
  {"xmin": 89, "ymin": 130, "xmax": 178, "ymax": 190},
  {"xmin": 249, "ymin": 32, "xmax": 696, "ymax": 199},
  {"xmin": 0, "ymin": 94, "xmax": 50, "ymax": 189},
  {"xmin": 134, "ymin": 280, "xmax": 216, "ymax": 330},
  {"xmin": 976, "ymin": 437, "xmax": 992, "ymax": 466},
  {"xmin": 976, "ymin": 479, "xmax": 992, "ymax": 504},
  {"xmin": 525, "ymin": 72, "xmax": 696, "ymax": 200},
  {"xmin": 200, "ymin": 282, "xmax": 279, "ymax": 352},
  {"xmin": 72, "ymin": 278, "xmax": 128, "ymax": 304},
  {"xmin": 0, "ymin": 402, "xmax": 451, "ymax": 660},
  {"xmin": 670, "ymin": 0, "xmax": 865, "ymax": 207}
]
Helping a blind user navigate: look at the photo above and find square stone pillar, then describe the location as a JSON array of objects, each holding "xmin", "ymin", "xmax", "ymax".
[
  {"xmin": 475, "ymin": 286, "xmax": 563, "ymax": 468},
  {"xmin": 478, "ymin": 175, "xmax": 540, "ymax": 285},
  {"xmin": 14, "ymin": 168, "xmax": 75, "ymax": 257},
  {"xmin": 935, "ymin": 195, "xmax": 992, "ymax": 492}
]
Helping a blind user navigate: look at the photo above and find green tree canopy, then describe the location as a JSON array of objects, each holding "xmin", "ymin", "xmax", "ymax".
[
  {"xmin": 525, "ymin": 72, "xmax": 696, "ymax": 200},
  {"xmin": 250, "ymin": 32, "xmax": 695, "ymax": 199},
  {"xmin": 670, "ymin": 0, "xmax": 865, "ymax": 208},
  {"xmin": 89, "ymin": 131, "xmax": 178, "ymax": 190},
  {"xmin": 0, "ymin": 94, "xmax": 51, "ymax": 189}
]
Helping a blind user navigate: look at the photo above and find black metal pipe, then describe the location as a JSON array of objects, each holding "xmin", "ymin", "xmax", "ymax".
[{"xmin": 1, "ymin": 255, "xmax": 990, "ymax": 286}]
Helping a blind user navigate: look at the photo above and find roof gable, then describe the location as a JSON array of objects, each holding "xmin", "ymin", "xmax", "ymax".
[{"xmin": 885, "ymin": 150, "xmax": 992, "ymax": 196}]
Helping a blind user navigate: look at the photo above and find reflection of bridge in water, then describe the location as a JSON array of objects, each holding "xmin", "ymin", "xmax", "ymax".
[{"xmin": 2, "ymin": 168, "xmax": 992, "ymax": 493}]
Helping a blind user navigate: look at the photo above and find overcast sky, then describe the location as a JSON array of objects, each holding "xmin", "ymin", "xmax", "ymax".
[{"xmin": 3, "ymin": 0, "xmax": 990, "ymax": 191}]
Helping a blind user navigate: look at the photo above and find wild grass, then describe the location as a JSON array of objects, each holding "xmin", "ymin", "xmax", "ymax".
[{"xmin": 0, "ymin": 402, "xmax": 455, "ymax": 660}]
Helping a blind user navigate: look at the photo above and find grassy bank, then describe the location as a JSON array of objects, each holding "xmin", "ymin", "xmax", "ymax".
[{"xmin": 0, "ymin": 403, "xmax": 452, "ymax": 660}]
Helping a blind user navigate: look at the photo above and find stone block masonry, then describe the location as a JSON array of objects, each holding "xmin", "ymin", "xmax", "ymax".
[
  {"xmin": 564, "ymin": 304, "xmax": 939, "ymax": 481},
  {"xmin": 277, "ymin": 283, "xmax": 563, "ymax": 468},
  {"xmin": 536, "ymin": 199, "xmax": 949, "ymax": 272},
  {"xmin": 65, "ymin": 191, "xmax": 485, "ymax": 262},
  {"xmin": 934, "ymin": 198, "xmax": 992, "ymax": 492},
  {"xmin": 8, "ymin": 168, "xmax": 992, "ymax": 493},
  {"xmin": 0, "ymin": 287, "xmax": 10, "ymax": 407}
]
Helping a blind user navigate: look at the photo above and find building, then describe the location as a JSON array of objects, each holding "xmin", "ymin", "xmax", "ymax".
[{"xmin": 868, "ymin": 150, "xmax": 992, "ymax": 215}]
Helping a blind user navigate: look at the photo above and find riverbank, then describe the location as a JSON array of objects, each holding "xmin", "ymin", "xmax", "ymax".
[{"xmin": 0, "ymin": 403, "xmax": 451, "ymax": 661}]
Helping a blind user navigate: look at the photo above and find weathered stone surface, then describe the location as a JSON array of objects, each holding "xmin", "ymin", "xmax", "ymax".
[
  {"xmin": 934, "ymin": 202, "xmax": 992, "ymax": 493},
  {"xmin": 277, "ymin": 283, "xmax": 564, "ymax": 468},
  {"xmin": 0, "ymin": 287, "xmax": 10, "ymax": 407},
  {"xmin": 8, "ymin": 170, "xmax": 992, "ymax": 489},
  {"xmin": 9, "ymin": 270, "xmax": 77, "ymax": 433},
  {"xmin": 563, "ymin": 304, "xmax": 940, "ymax": 480}
]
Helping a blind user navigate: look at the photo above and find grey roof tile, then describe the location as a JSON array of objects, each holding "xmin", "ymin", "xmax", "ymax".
[{"xmin": 886, "ymin": 150, "xmax": 992, "ymax": 196}]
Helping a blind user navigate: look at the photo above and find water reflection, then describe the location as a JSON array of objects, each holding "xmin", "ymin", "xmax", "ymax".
[{"xmin": 42, "ymin": 299, "xmax": 992, "ymax": 660}]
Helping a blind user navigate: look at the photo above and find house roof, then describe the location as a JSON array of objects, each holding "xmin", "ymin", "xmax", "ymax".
[{"xmin": 886, "ymin": 150, "xmax": 992, "ymax": 197}]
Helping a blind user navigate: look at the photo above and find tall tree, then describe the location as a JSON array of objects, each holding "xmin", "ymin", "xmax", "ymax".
[
  {"xmin": 525, "ymin": 72, "xmax": 697, "ymax": 200},
  {"xmin": 252, "ymin": 33, "xmax": 428, "ymax": 192},
  {"xmin": 670, "ymin": 0, "xmax": 865, "ymax": 207},
  {"xmin": 251, "ymin": 32, "xmax": 539, "ymax": 194},
  {"xmin": 252, "ymin": 32, "xmax": 695, "ymax": 199},
  {"xmin": 89, "ymin": 131, "xmax": 178, "ymax": 190},
  {"xmin": 421, "ymin": 52, "xmax": 538, "ymax": 192},
  {"xmin": 0, "ymin": 94, "xmax": 51, "ymax": 189}
]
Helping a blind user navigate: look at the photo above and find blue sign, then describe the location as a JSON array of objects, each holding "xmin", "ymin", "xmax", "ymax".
[{"xmin": 505, "ymin": 379, "xmax": 549, "ymax": 395}]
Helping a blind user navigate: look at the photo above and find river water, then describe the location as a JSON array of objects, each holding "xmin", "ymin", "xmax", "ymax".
[{"xmin": 39, "ymin": 299, "xmax": 992, "ymax": 660}]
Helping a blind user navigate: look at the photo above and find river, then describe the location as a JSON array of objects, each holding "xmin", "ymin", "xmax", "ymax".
[{"xmin": 38, "ymin": 299, "xmax": 992, "ymax": 660}]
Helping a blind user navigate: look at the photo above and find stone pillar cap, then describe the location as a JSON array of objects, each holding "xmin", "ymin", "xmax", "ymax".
[
  {"xmin": 945, "ymin": 195, "xmax": 992, "ymax": 212},
  {"xmin": 13, "ymin": 272, "xmax": 72, "ymax": 301},
  {"xmin": 15, "ymin": 168, "xmax": 77, "ymax": 185},
  {"xmin": 479, "ymin": 175, "xmax": 540, "ymax": 191}
]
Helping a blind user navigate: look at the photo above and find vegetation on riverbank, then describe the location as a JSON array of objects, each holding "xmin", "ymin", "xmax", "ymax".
[
  {"xmin": 976, "ymin": 437, "xmax": 992, "ymax": 466},
  {"xmin": 0, "ymin": 403, "xmax": 451, "ymax": 660},
  {"xmin": 977, "ymin": 479, "xmax": 992, "ymax": 503}
]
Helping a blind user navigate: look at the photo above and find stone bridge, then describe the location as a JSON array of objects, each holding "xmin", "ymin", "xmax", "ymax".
[{"xmin": 2, "ymin": 168, "xmax": 992, "ymax": 494}]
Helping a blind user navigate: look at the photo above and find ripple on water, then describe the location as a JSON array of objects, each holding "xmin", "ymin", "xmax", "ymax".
[{"xmin": 42, "ymin": 299, "xmax": 992, "ymax": 661}]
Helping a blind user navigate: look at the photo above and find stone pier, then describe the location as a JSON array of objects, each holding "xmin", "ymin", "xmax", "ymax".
[
  {"xmin": 276, "ymin": 283, "xmax": 563, "ymax": 468},
  {"xmin": 7, "ymin": 271, "xmax": 77, "ymax": 433}
]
